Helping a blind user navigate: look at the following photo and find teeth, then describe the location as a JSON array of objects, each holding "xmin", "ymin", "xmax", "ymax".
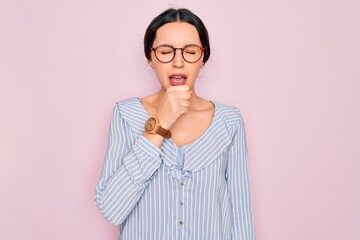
[{"xmin": 173, "ymin": 76, "xmax": 182, "ymax": 79}]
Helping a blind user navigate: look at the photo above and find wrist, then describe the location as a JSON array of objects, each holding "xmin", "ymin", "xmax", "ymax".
[
  {"xmin": 154, "ymin": 114, "xmax": 172, "ymax": 130},
  {"xmin": 158, "ymin": 118, "xmax": 171, "ymax": 130},
  {"xmin": 144, "ymin": 117, "xmax": 172, "ymax": 139}
]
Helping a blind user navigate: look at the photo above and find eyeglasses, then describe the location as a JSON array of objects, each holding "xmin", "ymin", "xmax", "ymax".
[{"xmin": 152, "ymin": 44, "xmax": 205, "ymax": 63}]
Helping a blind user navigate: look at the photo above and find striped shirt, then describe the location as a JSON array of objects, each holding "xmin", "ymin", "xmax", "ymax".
[{"xmin": 95, "ymin": 97, "xmax": 254, "ymax": 240}]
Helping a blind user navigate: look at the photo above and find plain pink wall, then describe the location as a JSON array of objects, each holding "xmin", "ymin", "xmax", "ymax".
[{"xmin": 1, "ymin": 0, "xmax": 359, "ymax": 239}]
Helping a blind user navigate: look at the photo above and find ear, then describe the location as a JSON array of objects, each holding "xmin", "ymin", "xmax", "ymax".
[{"xmin": 149, "ymin": 61, "xmax": 154, "ymax": 69}]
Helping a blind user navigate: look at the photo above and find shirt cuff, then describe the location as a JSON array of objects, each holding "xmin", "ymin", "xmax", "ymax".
[{"xmin": 123, "ymin": 135, "xmax": 163, "ymax": 187}]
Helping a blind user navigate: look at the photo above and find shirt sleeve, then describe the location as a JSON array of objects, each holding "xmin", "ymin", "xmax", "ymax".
[
  {"xmin": 95, "ymin": 104, "xmax": 163, "ymax": 225},
  {"xmin": 226, "ymin": 115, "xmax": 255, "ymax": 239}
]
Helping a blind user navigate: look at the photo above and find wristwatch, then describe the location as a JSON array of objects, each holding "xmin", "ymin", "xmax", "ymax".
[{"xmin": 144, "ymin": 117, "xmax": 172, "ymax": 138}]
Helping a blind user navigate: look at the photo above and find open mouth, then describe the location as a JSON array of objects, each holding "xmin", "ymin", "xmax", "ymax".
[{"xmin": 169, "ymin": 73, "xmax": 187, "ymax": 86}]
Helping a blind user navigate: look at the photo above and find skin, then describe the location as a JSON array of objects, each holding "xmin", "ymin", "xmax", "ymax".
[{"xmin": 142, "ymin": 22, "xmax": 214, "ymax": 147}]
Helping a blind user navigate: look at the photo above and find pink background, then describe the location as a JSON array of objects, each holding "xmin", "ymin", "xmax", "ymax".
[{"xmin": 1, "ymin": 0, "xmax": 359, "ymax": 239}]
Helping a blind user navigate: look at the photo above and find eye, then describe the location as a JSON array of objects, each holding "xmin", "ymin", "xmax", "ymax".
[
  {"xmin": 160, "ymin": 51, "xmax": 172, "ymax": 55},
  {"xmin": 184, "ymin": 46, "xmax": 199, "ymax": 54},
  {"xmin": 157, "ymin": 46, "xmax": 174, "ymax": 55}
]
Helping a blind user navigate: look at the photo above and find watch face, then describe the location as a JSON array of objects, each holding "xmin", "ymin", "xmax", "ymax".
[{"xmin": 145, "ymin": 118, "xmax": 156, "ymax": 131}]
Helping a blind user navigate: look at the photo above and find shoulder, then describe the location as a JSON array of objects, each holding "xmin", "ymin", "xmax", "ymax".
[
  {"xmin": 115, "ymin": 97, "xmax": 140, "ymax": 111},
  {"xmin": 109, "ymin": 97, "xmax": 147, "ymax": 134},
  {"xmin": 214, "ymin": 101, "xmax": 245, "ymax": 127},
  {"xmin": 108, "ymin": 97, "xmax": 142, "ymax": 120},
  {"xmin": 111, "ymin": 97, "xmax": 146, "ymax": 117},
  {"xmin": 213, "ymin": 101, "xmax": 246, "ymax": 139}
]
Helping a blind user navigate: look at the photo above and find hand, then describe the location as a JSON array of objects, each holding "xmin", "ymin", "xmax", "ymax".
[{"xmin": 155, "ymin": 85, "xmax": 191, "ymax": 129}]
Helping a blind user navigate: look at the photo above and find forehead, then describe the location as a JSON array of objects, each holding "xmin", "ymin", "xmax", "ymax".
[{"xmin": 153, "ymin": 22, "xmax": 201, "ymax": 47}]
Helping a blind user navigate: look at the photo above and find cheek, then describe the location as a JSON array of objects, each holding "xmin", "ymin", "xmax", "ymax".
[
  {"xmin": 190, "ymin": 65, "xmax": 203, "ymax": 76},
  {"xmin": 152, "ymin": 65, "xmax": 170, "ymax": 81}
]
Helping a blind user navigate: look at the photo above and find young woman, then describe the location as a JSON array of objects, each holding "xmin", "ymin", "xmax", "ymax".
[{"xmin": 95, "ymin": 8, "xmax": 254, "ymax": 240}]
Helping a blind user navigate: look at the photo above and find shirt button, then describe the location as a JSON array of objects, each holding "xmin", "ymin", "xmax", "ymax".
[
  {"xmin": 180, "ymin": 182, "xmax": 184, "ymax": 186},
  {"xmin": 179, "ymin": 221, "xmax": 183, "ymax": 225},
  {"xmin": 180, "ymin": 202, "xmax": 184, "ymax": 205}
]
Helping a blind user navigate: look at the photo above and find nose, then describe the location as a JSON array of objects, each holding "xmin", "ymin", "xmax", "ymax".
[{"xmin": 172, "ymin": 49, "xmax": 184, "ymax": 68}]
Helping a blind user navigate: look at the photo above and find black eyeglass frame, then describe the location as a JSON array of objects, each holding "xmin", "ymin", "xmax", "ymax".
[{"xmin": 151, "ymin": 44, "xmax": 205, "ymax": 63}]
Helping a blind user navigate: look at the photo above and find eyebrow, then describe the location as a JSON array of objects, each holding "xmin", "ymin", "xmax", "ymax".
[{"xmin": 153, "ymin": 43, "xmax": 200, "ymax": 48}]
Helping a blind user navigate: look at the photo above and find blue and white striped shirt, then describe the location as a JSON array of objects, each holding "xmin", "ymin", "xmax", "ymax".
[{"xmin": 95, "ymin": 97, "xmax": 254, "ymax": 240}]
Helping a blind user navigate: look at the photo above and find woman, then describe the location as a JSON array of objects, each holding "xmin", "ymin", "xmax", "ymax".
[{"xmin": 95, "ymin": 8, "xmax": 254, "ymax": 240}]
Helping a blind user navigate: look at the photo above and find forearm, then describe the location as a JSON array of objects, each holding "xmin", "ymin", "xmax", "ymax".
[
  {"xmin": 142, "ymin": 131, "xmax": 165, "ymax": 148},
  {"xmin": 95, "ymin": 136, "xmax": 163, "ymax": 224},
  {"xmin": 228, "ymin": 116, "xmax": 255, "ymax": 239}
]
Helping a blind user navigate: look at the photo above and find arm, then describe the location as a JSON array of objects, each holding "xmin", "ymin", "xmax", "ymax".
[
  {"xmin": 227, "ymin": 115, "xmax": 255, "ymax": 239},
  {"xmin": 95, "ymin": 105, "xmax": 163, "ymax": 225}
]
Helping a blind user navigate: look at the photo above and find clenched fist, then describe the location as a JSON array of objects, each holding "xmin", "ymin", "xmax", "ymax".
[{"xmin": 155, "ymin": 85, "xmax": 192, "ymax": 129}]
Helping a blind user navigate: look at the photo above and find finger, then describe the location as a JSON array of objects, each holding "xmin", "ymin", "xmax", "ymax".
[
  {"xmin": 167, "ymin": 85, "xmax": 190, "ymax": 92},
  {"xmin": 178, "ymin": 100, "xmax": 190, "ymax": 107},
  {"xmin": 178, "ymin": 106, "xmax": 189, "ymax": 116},
  {"xmin": 175, "ymin": 91, "xmax": 191, "ymax": 100},
  {"xmin": 167, "ymin": 91, "xmax": 191, "ymax": 102}
]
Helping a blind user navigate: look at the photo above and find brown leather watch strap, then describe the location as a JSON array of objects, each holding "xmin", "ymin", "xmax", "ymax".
[{"xmin": 157, "ymin": 126, "xmax": 172, "ymax": 139}]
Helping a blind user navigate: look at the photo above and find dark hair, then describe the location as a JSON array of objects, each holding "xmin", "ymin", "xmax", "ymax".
[{"xmin": 144, "ymin": 8, "xmax": 211, "ymax": 64}]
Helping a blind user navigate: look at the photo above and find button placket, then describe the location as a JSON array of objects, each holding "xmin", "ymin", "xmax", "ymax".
[
  {"xmin": 176, "ymin": 147, "xmax": 190, "ymax": 239},
  {"xmin": 179, "ymin": 180, "xmax": 184, "ymax": 225},
  {"xmin": 159, "ymin": 149, "xmax": 164, "ymax": 160}
]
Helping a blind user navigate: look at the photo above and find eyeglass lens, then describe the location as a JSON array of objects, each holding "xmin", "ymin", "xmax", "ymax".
[{"xmin": 154, "ymin": 45, "xmax": 203, "ymax": 63}]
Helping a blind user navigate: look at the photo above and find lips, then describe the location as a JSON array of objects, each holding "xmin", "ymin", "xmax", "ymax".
[{"xmin": 169, "ymin": 73, "xmax": 187, "ymax": 86}]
